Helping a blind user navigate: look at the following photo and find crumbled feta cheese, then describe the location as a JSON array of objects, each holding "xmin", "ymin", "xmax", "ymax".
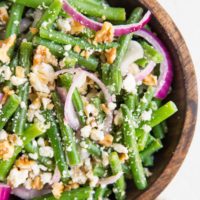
[
  {"xmin": 90, "ymin": 129, "xmax": 104, "ymax": 141},
  {"xmin": 0, "ymin": 65, "xmax": 12, "ymax": 80},
  {"xmin": 85, "ymin": 104, "xmax": 98, "ymax": 117},
  {"xmin": 31, "ymin": 164, "xmax": 40, "ymax": 177},
  {"xmin": 39, "ymin": 146, "xmax": 54, "ymax": 158},
  {"xmin": 123, "ymin": 74, "xmax": 137, "ymax": 94},
  {"xmin": 29, "ymin": 153, "xmax": 38, "ymax": 160},
  {"xmin": 70, "ymin": 167, "xmax": 87, "ymax": 184},
  {"xmin": 24, "ymin": 178, "xmax": 32, "ymax": 190},
  {"xmin": 108, "ymin": 102, "xmax": 116, "ymax": 111},
  {"xmin": 41, "ymin": 97, "xmax": 51, "ymax": 110},
  {"xmin": 37, "ymin": 138, "xmax": 45, "ymax": 147},
  {"xmin": 80, "ymin": 125, "xmax": 91, "ymax": 138},
  {"xmin": 86, "ymin": 171, "xmax": 99, "ymax": 187},
  {"xmin": 64, "ymin": 44, "xmax": 72, "ymax": 51},
  {"xmin": 20, "ymin": 101, "xmax": 26, "ymax": 109},
  {"xmin": 57, "ymin": 18, "xmax": 72, "ymax": 33},
  {"xmin": 112, "ymin": 143, "xmax": 128, "ymax": 154},
  {"xmin": 7, "ymin": 168, "xmax": 29, "ymax": 188},
  {"xmin": 102, "ymin": 151, "xmax": 109, "ymax": 167},
  {"xmin": 10, "ymin": 76, "xmax": 27, "ymax": 86},
  {"xmin": 141, "ymin": 110, "xmax": 152, "ymax": 121},
  {"xmin": 142, "ymin": 124, "xmax": 152, "ymax": 133},
  {"xmin": 41, "ymin": 173, "xmax": 52, "ymax": 185},
  {"xmin": 0, "ymin": 129, "xmax": 8, "ymax": 140},
  {"xmin": 80, "ymin": 148, "xmax": 90, "ymax": 161}
]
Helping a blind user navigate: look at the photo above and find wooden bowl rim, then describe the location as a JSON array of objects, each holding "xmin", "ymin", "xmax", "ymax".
[{"xmin": 135, "ymin": 0, "xmax": 198, "ymax": 199}]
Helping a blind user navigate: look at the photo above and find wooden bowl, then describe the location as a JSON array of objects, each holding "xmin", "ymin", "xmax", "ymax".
[{"xmin": 107, "ymin": 0, "xmax": 198, "ymax": 199}]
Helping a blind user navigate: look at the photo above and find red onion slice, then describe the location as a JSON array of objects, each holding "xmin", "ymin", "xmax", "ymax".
[
  {"xmin": 12, "ymin": 187, "xmax": 51, "ymax": 200},
  {"xmin": 51, "ymin": 166, "xmax": 61, "ymax": 184},
  {"xmin": 99, "ymin": 172, "xmax": 123, "ymax": 186},
  {"xmin": 0, "ymin": 184, "xmax": 11, "ymax": 200},
  {"xmin": 62, "ymin": 0, "xmax": 151, "ymax": 36},
  {"xmin": 135, "ymin": 61, "xmax": 156, "ymax": 82},
  {"xmin": 56, "ymin": 68, "xmax": 113, "ymax": 132},
  {"xmin": 134, "ymin": 29, "xmax": 173, "ymax": 99},
  {"xmin": 56, "ymin": 87, "xmax": 68, "ymax": 104},
  {"xmin": 0, "ymin": 93, "xmax": 3, "ymax": 102}
]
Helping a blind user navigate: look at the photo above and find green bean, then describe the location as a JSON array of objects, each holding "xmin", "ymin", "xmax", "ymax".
[
  {"xmin": 52, "ymin": 92, "xmax": 80, "ymax": 166},
  {"xmin": 110, "ymin": 8, "xmax": 143, "ymax": 94},
  {"xmin": 27, "ymin": 0, "xmax": 62, "ymax": 41},
  {"xmin": 12, "ymin": 42, "xmax": 32, "ymax": 135},
  {"xmin": 140, "ymin": 41, "xmax": 163, "ymax": 63},
  {"xmin": 85, "ymin": 139, "xmax": 102, "ymax": 158},
  {"xmin": 0, "ymin": 124, "xmax": 44, "ymax": 181},
  {"xmin": 9, "ymin": 0, "xmax": 53, "ymax": 8},
  {"xmin": 121, "ymin": 104, "xmax": 147, "ymax": 190},
  {"xmin": 135, "ymin": 58, "xmax": 148, "ymax": 68},
  {"xmin": 143, "ymin": 155, "xmax": 154, "ymax": 167},
  {"xmin": 32, "ymin": 37, "xmax": 99, "ymax": 71},
  {"xmin": 94, "ymin": 187, "xmax": 111, "ymax": 200},
  {"xmin": 152, "ymin": 124, "xmax": 165, "ymax": 139},
  {"xmin": 124, "ymin": 93, "xmax": 137, "ymax": 112},
  {"xmin": 136, "ymin": 86, "xmax": 156, "ymax": 115},
  {"xmin": 109, "ymin": 152, "xmax": 126, "ymax": 200},
  {"xmin": 33, "ymin": 187, "xmax": 93, "ymax": 200},
  {"xmin": 101, "ymin": 63, "xmax": 110, "ymax": 85},
  {"xmin": 39, "ymin": 28, "xmax": 118, "ymax": 51},
  {"xmin": 93, "ymin": 163, "xmax": 105, "ymax": 177},
  {"xmin": 0, "ymin": 94, "xmax": 20, "ymax": 131},
  {"xmin": 45, "ymin": 110, "xmax": 69, "ymax": 182},
  {"xmin": 137, "ymin": 131, "xmax": 149, "ymax": 152},
  {"xmin": 68, "ymin": 0, "xmax": 126, "ymax": 21},
  {"xmin": 59, "ymin": 73, "xmax": 86, "ymax": 126},
  {"xmin": 140, "ymin": 139, "xmax": 163, "ymax": 161},
  {"xmin": 5, "ymin": 3, "xmax": 24, "ymax": 38}
]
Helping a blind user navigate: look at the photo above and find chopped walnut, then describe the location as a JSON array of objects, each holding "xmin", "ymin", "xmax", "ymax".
[
  {"xmin": 99, "ymin": 134, "xmax": 113, "ymax": 147},
  {"xmin": 15, "ymin": 155, "xmax": 36, "ymax": 170},
  {"xmin": 101, "ymin": 104, "xmax": 111, "ymax": 115},
  {"xmin": 32, "ymin": 176, "xmax": 44, "ymax": 190},
  {"xmin": 105, "ymin": 47, "xmax": 117, "ymax": 64},
  {"xmin": 0, "ymin": 7, "xmax": 9, "ymax": 25},
  {"xmin": 29, "ymin": 27, "xmax": 38, "ymax": 35},
  {"xmin": 64, "ymin": 182, "xmax": 79, "ymax": 191},
  {"xmin": 143, "ymin": 74, "xmax": 157, "ymax": 86},
  {"xmin": 0, "ymin": 140, "xmax": 14, "ymax": 160},
  {"xmin": 119, "ymin": 153, "xmax": 129, "ymax": 163},
  {"xmin": 52, "ymin": 182, "xmax": 64, "ymax": 199},
  {"xmin": 33, "ymin": 45, "xmax": 58, "ymax": 66},
  {"xmin": 1, "ymin": 86, "xmax": 14, "ymax": 104},
  {"xmin": 16, "ymin": 66, "xmax": 25, "ymax": 78},
  {"xmin": 0, "ymin": 34, "xmax": 16, "ymax": 64},
  {"xmin": 73, "ymin": 45, "xmax": 81, "ymax": 54},
  {"xmin": 94, "ymin": 22, "xmax": 114, "ymax": 44},
  {"xmin": 70, "ymin": 20, "xmax": 85, "ymax": 35},
  {"xmin": 80, "ymin": 50, "xmax": 92, "ymax": 59}
]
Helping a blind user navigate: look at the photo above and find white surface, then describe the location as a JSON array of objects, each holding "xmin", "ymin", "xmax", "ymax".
[{"xmin": 156, "ymin": 1, "xmax": 200, "ymax": 200}]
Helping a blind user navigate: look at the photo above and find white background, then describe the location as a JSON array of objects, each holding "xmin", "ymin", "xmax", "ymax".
[{"xmin": 156, "ymin": 1, "xmax": 200, "ymax": 200}]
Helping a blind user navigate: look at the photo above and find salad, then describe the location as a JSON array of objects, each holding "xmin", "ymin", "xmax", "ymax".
[{"xmin": 0, "ymin": 0, "xmax": 178, "ymax": 199}]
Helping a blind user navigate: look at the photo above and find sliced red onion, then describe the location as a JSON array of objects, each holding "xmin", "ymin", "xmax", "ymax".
[
  {"xmin": 51, "ymin": 166, "xmax": 61, "ymax": 184},
  {"xmin": 99, "ymin": 172, "xmax": 123, "ymax": 186},
  {"xmin": 134, "ymin": 29, "xmax": 173, "ymax": 99},
  {"xmin": 56, "ymin": 87, "xmax": 67, "ymax": 104},
  {"xmin": 0, "ymin": 184, "xmax": 11, "ymax": 200},
  {"xmin": 56, "ymin": 68, "xmax": 113, "ymax": 132},
  {"xmin": 12, "ymin": 187, "xmax": 51, "ymax": 200},
  {"xmin": 134, "ymin": 61, "xmax": 156, "ymax": 82},
  {"xmin": 62, "ymin": 0, "xmax": 151, "ymax": 36}
]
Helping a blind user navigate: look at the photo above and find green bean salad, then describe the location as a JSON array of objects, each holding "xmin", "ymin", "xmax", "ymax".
[{"xmin": 0, "ymin": 0, "xmax": 178, "ymax": 199}]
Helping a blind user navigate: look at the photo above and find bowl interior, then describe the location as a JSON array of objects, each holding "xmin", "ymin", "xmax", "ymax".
[{"xmin": 108, "ymin": 0, "xmax": 186, "ymax": 199}]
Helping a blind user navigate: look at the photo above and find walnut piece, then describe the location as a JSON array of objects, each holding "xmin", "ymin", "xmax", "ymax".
[
  {"xmin": 52, "ymin": 182, "xmax": 64, "ymax": 199},
  {"xmin": 70, "ymin": 20, "xmax": 85, "ymax": 35},
  {"xmin": 32, "ymin": 176, "xmax": 44, "ymax": 190},
  {"xmin": 99, "ymin": 134, "xmax": 113, "ymax": 147},
  {"xmin": 0, "ymin": 140, "xmax": 14, "ymax": 160},
  {"xmin": 105, "ymin": 47, "xmax": 117, "ymax": 64},
  {"xmin": 0, "ymin": 7, "xmax": 9, "ymax": 25},
  {"xmin": 94, "ymin": 22, "xmax": 114, "ymax": 44},
  {"xmin": 143, "ymin": 74, "xmax": 158, "ymax": 86}
]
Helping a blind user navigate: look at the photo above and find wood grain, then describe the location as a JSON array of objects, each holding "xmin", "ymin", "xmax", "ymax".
[{"xmin": 108, "ymin": 0, "xmax": 198, "ymax": 199}]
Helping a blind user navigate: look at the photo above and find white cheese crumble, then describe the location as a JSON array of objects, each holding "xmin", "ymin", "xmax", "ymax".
[
  {"xmin": 39, "ymin": 146, "xmax": 54, "ymax": 158},
  {"xmin": 10, "ymin": 76, "xmax": 27, "ymax": 86},
  {"xmin": 41, "ymin": 173, "xmax": 52, "ymax": 185},
  {"xmin": 0, "ymin": 65, "xmax": 12, "ymax": 80},
  {"xmin": 80, "ymin": 125, "xmax": 91, "ymax": 138},
  {"xmin": 123, "ymin": 74, "xmax": 137, "ymax": 94},
  {"xmin": 90, "ymin": 129, "xmax": 104, "ymax": 141},
  {"xmin": 108, "ymin": 102, "xmax": 116, "ymax": 111},
  {"xmin": 141, "ymin": 110, "xmax": 152, "ymax": 121},
  {"xmin": 0, "ymin": 129, "xmax": 8, "ymax": 140},
  {"xmin": 112, "ymin": 143, "xmax": 128, "ymax": 154},
  {"xmin": 142, "ymin": 124, "xmax": 152, "ymax": 133},
  {"xmin": 57, "ymin": 18, "xmax": 72, "ymax": 33}
]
